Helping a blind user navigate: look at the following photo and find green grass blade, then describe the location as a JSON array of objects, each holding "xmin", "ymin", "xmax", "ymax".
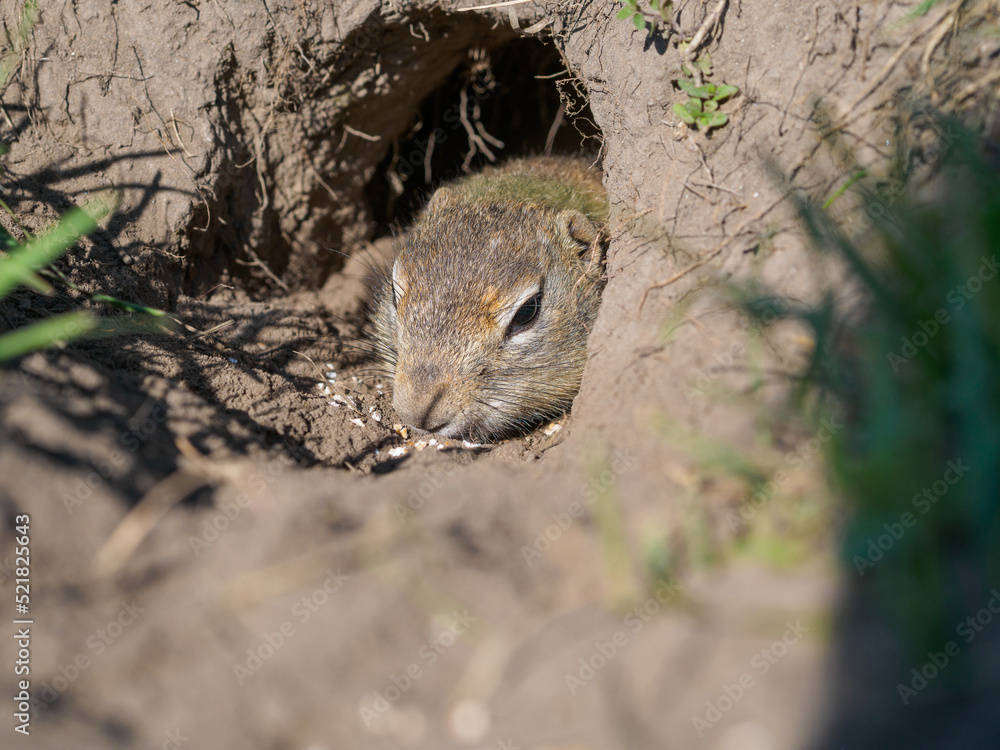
[
  {"xmin": 0, "ymin": 196, "xmax": 113, "ymax": 299},
  {"xmin": 904, "ymin": 0, "xmax": 942, "ymax": 21},
  {"xmin": 0, "ymin": 224, "xmax": 19, "ymax": 251},
  {"xmin": 0, "ymin": 310, "xmax": 96, "ymax": 361},
  {"xmin": 586, "ymin": 454, "xmax": 637, "ymax": 604},
  {"xmin": 822, "ymin": 170, "xmax": 868, "ymax": 209},
  {"xmin": 90, "ymin": 294, "xmax": 172, "ymax": 317},
  {"xmin": 91, "ymin": 315, "xmax": 176, "ymax": 336}
]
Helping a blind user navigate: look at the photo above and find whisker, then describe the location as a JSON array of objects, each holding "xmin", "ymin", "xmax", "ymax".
[
  {"xmin": 348, "ymin": 370, "xmax": 394, "ymax": 380},
  {"xmin": 333, "ymin": 341, "xmax": 381, "ymax": 355},
  {"xmin": 315, "ymin": 242, "xmax": 387, "ymax": 278},
  {"xmin": 482, "ymin": 386, "xmax": 572, "ymax": 401}
]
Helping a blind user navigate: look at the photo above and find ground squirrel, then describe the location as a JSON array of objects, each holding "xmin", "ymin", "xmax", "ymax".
[{"xmin": 370, "ymin": 155, "xmax": 608, "ymax": 442}]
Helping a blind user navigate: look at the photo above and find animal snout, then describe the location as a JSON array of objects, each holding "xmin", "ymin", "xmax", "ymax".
[{"xmin": 394, "ymin": 363, "xmax": 461, "ymax": 435}]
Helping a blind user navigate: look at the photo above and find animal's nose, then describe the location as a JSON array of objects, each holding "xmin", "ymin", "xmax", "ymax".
[
  {"xmin": 393, "ymin": 364, "xmax": 459, "ymax": 435},
  {"xmin": 407, "ymin": 386, "xmax": 455, "ymax": 433}
]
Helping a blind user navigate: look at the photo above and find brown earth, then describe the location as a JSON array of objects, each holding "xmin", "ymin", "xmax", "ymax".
[{"xmin": 1, "ymin": 1, "xmax": 998, "ymax": 749}]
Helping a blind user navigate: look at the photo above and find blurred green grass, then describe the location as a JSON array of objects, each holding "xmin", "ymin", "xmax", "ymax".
[
  {"xmin": 743, "ymin": 120, "xmax": 1000, "ymax": 652},
  {"xmin": 0, "ymin": 1, "xmax": 172, "ymax": 361}
]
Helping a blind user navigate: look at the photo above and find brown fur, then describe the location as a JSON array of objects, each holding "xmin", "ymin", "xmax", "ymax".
[{"xmin": 370, "ymin": 156, "xmax": 607, "ymax": 441}]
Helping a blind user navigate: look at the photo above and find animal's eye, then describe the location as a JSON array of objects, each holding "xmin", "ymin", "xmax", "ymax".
[{"xmin": 506, "ymin": 292, "xmax": 542, "ymax": 336}]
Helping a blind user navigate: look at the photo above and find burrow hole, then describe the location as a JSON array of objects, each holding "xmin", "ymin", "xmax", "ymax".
[{"xmin": 364, "ymin": 35, "xmax": 601, "ymax": 239}]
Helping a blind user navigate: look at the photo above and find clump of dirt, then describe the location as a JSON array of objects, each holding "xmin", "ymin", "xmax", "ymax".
[{"xmin": 1, "ymin": 1, "xmax": 998, "ymax": 748}]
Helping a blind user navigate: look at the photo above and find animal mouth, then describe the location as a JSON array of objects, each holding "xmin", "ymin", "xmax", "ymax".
[{"xmin": 402, "ymin": 421, "xmax": 466, "ymax": 440}]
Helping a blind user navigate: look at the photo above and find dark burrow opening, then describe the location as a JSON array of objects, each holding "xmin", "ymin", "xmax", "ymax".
[
  {"xmin": 364, "ymin": 34, "xmax": 602, "ymax": 237},
  {"xmin": 179, "ymin": 28, "xmax": 603, "ymax": 300}
]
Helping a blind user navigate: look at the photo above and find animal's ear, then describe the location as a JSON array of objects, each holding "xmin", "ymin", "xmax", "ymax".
[
  {"xmin": 425, "ymin": 186, "xmax": 456, "ymax": 213},
  {"xmin": 557, "ymin": 209, "xmax": 600, "ymax": 259}
]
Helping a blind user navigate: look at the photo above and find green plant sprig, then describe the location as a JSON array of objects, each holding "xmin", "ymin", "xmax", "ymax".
[
  {"xmin": 673, "ymin": 54, "xmax": 738, "ymax": 132},
  {"xmin": 616, "ymin": 0, "xmax": 672, "ymax": 36}
]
